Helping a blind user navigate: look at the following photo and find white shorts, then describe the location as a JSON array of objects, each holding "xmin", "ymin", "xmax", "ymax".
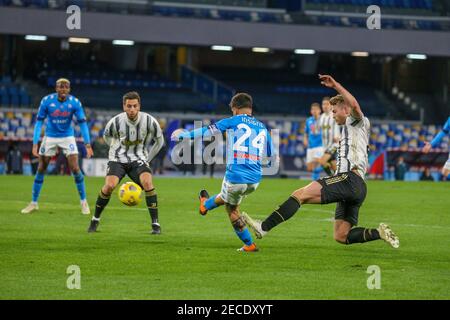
[
  {"xmin": 306, "ymin": 146, "xmax": 324, "ymax": 164},
  {"xmin": 219, "ymin": 179, "xmax": 259, "ymax": 206},
  {"xmin": 444, "ymin": 153, "xmax": 450, "ymax": 171},
  {"xmin": 39, "ymin": 136, "xmax": 78, "ymax": 157}
]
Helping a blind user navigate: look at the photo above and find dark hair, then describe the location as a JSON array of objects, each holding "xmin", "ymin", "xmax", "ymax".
[
  {"xmin": 123, "ymin": 91, "xmax": 141, "ymax": 104},
  {"xmin": 230, "ymin": 93, "xmax": 253, "ymax": 109}
]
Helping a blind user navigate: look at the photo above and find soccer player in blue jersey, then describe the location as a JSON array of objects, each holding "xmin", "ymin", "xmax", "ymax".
[
  {"xmin": 172, "ymin": 93, "xmax": 274, "ymax": 252},
  {"xmin": 304, "ymin": 103, "xmax": 323, "ymax": 180},
  {"xmin": 422, "ymin": 116, "xmax": 450, "ymax": 181},
  {"xmin": 21, "ymin": 78, "xmax": 93, "ymax": 214}
]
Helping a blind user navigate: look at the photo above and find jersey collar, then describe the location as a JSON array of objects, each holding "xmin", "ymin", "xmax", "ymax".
[{"xmin": 125, "ymin": 112, "xmax": 141, "ymax": 125}]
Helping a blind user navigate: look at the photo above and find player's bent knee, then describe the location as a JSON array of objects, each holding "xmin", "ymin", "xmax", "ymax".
[
  {"xmin": 103, "ymin": 183, "xmax": 117, "ymax": 195},
  {"xmin": 292, "ymin": 187, "xmax": 311, "ymax": 204},
  {"xmin": 141, "ymin": 181, "xmax": 154, "ymax": 191},
  {"xmin": 71, "ymin": 166, "xmax": 80, "ymax": 174}
]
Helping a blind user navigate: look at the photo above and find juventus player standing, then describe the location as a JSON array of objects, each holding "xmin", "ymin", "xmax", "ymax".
[
  {"xmin": 318, "ymin": 96, "xmax": 341, "ymax": 176},
  {"xmin": 243, "ymin": 75, "xmax": 400, "ymax": 249},
  {"xmin": 88, "ymin": 92, "xmax": 164, "ymax": 234}
]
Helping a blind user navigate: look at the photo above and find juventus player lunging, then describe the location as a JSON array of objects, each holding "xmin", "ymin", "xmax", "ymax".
[
  {"xmin": 88, "ymin": 91, "xmax": 164, "ymax": 234},
  {"xmin": 243, "ymin": 75, "xmax": 399, "ymax": 249}
]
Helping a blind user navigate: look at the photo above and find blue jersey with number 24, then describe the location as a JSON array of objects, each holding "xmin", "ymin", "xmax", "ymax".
[{"xmin": 209, "ymin": 114, "xmax": 272, "ymax": 184}]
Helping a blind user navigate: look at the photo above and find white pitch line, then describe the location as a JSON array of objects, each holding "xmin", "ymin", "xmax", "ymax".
[
  {"xmin": 6, "ymin": 200, "xmax": 450, "ymax": 230},
  {"xmin": 6, "ymin": 200, "xmax": 148, "ymax": 212}
]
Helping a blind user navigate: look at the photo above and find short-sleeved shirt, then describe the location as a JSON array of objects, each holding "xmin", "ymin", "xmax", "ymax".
[{"xmin": 336, "ymin": 115, "xmax": 371, "ymax": 179}]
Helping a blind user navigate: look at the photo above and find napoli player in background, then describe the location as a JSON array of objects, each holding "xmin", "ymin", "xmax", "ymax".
[
  {"xmin": 422, "ymin": 116, "xmax": 450, "ymax": 181},
  {"xmin": 21, "ymin": 78, "xmax": 93, "ymax": 214},
  {"xmin": 172, "ymin": 93, "xmax": 275, "ymax": 252},
  {"xmin": 304, "ymin": 103, "xmax": 323, "ymax": 180}
]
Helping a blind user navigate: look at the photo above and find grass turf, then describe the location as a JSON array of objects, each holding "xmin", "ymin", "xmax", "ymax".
[{"xmin": 0, "ymin": 175, "xmax": 449, "ymax": 299}]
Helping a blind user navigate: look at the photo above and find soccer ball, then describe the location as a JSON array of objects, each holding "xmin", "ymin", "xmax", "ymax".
[{"xmin": 118, "ymin": 182, "xmax": 143, "ymax": 206}]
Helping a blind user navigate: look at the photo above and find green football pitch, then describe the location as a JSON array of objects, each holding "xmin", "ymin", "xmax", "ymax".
[{"xmin": 0, "ymin": 175, "xmax": 449, "ymax": 300}]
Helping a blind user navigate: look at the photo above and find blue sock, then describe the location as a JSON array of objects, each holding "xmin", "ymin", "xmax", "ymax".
[
  {"xmin": 73, "ymin": 171, "xmax": 86, "ymax": 201},
  {"xmin": 235, "ymin": 227, "xmax": 253, "ymax": 246},
  {"xmin": 32, "ymin": 172, "xmax": 45, "ymax": 202},
  {"xmin": 204, "ymin": 195, "xmax": 219, "ymax": 211},
  {"xmin": 312, "ymin": 167, "xmax": 322, "ymax": 180}
]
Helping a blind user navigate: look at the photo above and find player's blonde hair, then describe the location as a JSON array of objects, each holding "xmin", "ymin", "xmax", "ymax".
[
  {"xmin": 56, "ymin": 78, "xmax": 70, "ymax": 86},
  {"xmin": 330, "ymin": 94, "xmax": 345, "ymax": 106}
]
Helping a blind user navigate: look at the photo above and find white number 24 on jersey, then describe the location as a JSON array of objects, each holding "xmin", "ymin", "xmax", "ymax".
[{"xmin": 233, "ymin": 124, "xmax": 266, "ymax": 156}]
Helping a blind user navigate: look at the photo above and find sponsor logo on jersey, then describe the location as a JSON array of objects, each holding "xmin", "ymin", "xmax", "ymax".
[
  {"xmin": 50, "ymin": 109, "xmax": 71, "ymax": 117},
  {"xmin": 122, "ymin": 139, "xmax": 143, "ymax": 146}
]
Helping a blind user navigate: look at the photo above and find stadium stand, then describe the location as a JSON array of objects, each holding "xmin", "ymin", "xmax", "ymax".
[
  {"xmin": 33, "ymin": 68, "xmax": 222, "ymax": 112},
  {"xmin": 0, "ymin": 76, "xmax": 32, "ymax": 108},
  {"xmin": 1, "ymin": 0, "xmax": 448, "ymax": 30},
  {"xmin": 201, "ymin": 67, "xmax": 387, "ymax": 117}
]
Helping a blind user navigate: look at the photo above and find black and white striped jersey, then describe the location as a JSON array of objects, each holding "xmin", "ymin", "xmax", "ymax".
[
  {"xmin": 319, "ymin": 111, "xmax": 341, "ymax": 150},
  {"xmin": 103, "ymin": 112, "xmax": 163, "ymax": 163},
  {"xmin": 336, "ymin": 115, "xmax": 370, "ymax": 179}
]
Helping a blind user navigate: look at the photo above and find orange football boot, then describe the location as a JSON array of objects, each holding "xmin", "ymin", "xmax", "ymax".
[
  {"xmin": 199, "ymin": 189, "xmax": 209, "ymax": 216},
  {"xmin": 237, "ymin": 243, "xmax": 259, "ymax": 252}
]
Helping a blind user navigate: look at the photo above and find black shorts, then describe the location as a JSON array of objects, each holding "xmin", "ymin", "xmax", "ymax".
[
  {"xmin": 317, "ymin": 171, "xmax": 367, "ymax": 226},
  {"xmin": 106, "ymin": 160, "xmax": 152, "ymax": 187}
]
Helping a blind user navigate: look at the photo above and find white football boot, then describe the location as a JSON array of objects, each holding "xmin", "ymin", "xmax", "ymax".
[
  {"xmin": 21, "ymin": 202, "xmax": 39, "ymax": 214},
  {"xmin": 81, "ymin": 200, "xmax": 91, "ymax": 215},
  {"xmin": 241, "ymin": 212, "xmax": 267, "ymax": 239},
  {"xmin": 378, "ymin": 223, "xmax": 400, "ymax": 248}
]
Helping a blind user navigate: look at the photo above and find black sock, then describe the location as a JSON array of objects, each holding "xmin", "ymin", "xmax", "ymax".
[
  {"xmin": 145, "ymin": 189, "xmax": 158, "ymax": 224},
  {"xmin": 346, "ymin": 227, "xmax": 381, "ymax": 244},
  {"xmin": 261, "ymin": 196, "xmax": 301, "ymax": 232},
  {"xmin": 94, "ymin": 191, "xmax": 110, "ymax": 219}
]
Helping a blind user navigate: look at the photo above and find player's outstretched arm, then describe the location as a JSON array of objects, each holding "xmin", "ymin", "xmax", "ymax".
[
  {"xmin": 423, "ymin": 117, "xmax": 450, "ymax": 153},
  {"xmin": 319, "ymin": 74, "xmax": 364, "ymax": 120},
  {"xmin": 171, "ymin": 126, "xmax": 210, "ymax": 141}
]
